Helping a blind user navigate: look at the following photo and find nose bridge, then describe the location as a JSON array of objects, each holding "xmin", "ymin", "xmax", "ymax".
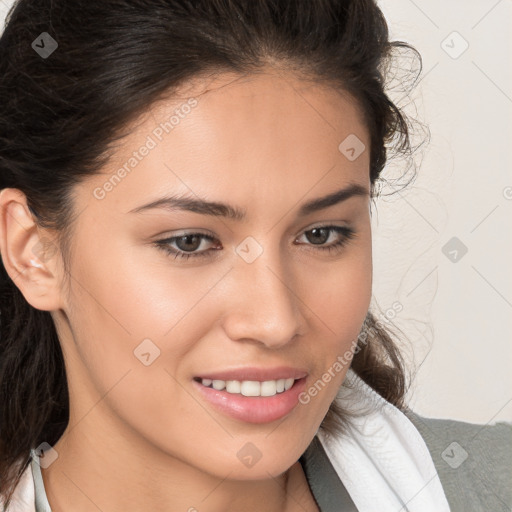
[{"xmin": 223, "ymin": 239, "xmax": 303, "ymax": 346}]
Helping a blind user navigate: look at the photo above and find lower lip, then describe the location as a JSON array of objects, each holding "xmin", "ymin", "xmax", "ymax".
[{"xmin": 192, "ymin": 377, "xmax": 307, "ymax": 424}]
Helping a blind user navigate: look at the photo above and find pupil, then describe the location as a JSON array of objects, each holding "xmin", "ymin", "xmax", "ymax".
[
  {"xmin": 178, "ymin": 235, "xmax": 200, "ymax": 251},
  {"xmin": 308, "ymin": 228, "xmax": 328, "ymax": 244}
]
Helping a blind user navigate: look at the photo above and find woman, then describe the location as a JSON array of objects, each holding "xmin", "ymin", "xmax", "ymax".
[{"xmin": 0, "ymin": 0, "xmax": 510, "ymax": 511}]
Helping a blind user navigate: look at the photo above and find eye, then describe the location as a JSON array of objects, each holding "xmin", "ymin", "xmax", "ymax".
[
  {"xmin": 154, "ymin": 232, "xmax": 220, "ymax": 260},
  {"xmin": 295, "ymin": 225, "xmax": 356, "ymax": 254},
  {"xmin": 153, "ymin": 225, "xmax": 356, "ymax": 261}
]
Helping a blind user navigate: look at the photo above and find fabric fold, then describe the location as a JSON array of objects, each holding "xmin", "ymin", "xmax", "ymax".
[{"xmin": 316, "ymin": 368, "xmax": 451, "ymax": 511}]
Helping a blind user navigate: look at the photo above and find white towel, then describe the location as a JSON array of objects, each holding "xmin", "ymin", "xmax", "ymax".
[
  {"xmin": 317, "ymin": 368, "xmax": 451, "ymax": 511},
  {"xmin": 0, "ymin": 460, "xmax": 36, "ymax": 512}
]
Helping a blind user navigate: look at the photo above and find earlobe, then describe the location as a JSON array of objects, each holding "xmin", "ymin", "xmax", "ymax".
[{"xmin": 0, "ymin": 188, "xmax": 64, "ymax": 312}]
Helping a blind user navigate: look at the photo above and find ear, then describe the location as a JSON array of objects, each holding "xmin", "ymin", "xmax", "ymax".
[{"xmin": 0, "ymin": 188, "xmax": 65, "ymax": 311}]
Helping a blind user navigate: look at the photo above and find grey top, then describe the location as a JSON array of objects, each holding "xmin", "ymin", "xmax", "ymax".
[
  {"xmin": 29, "ymin": 409, "xmax": 512, "ymax": 512},
  {"xmin": 404, "ymin": 408, "xmax": 512, "ymax": 512}
]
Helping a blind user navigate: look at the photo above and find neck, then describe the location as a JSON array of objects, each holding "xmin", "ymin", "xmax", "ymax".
[{"xmin": 41, "ymin": 412, "xmax": 317, "ymax": 512}]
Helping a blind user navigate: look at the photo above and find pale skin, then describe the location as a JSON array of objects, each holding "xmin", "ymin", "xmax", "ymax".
[{"xmin": 0, "ymin": 68, "xmax": 372, "ymax": 511}]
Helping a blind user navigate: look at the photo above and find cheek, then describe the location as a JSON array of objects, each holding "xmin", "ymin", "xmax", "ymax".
[
  {"xmin": 302, "ymin": 235, "xmax": 372, "ymax": 339},
  {"xmin": 62, "ymin": 245, "xmax": 221, "ymax": 455},
  {"xmin": 68, "ymin": 227, "xmax": 223, "ymax": 342},
  {"xmin": 61, "ymin": 231, "xmax": 218, "ymax": 412},
  {"xmin": 290, "ymin": 237, "xmax": 372, "ymax": 419}
]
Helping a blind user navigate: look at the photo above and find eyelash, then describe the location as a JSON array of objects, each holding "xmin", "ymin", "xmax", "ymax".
[{"xmin": 153, "ymin": 225, "xmax": 357, "ymax": 261}]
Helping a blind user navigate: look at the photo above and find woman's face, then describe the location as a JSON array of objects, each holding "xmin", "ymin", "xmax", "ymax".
[{"xmin": 49, "ymin": 69, "xmax": 372, "ymax": 479}]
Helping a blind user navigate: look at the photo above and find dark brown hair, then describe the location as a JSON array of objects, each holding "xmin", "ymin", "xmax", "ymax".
[{"xmin": 0, "ymin": 0, "xmax": 421, "ymax": 505}]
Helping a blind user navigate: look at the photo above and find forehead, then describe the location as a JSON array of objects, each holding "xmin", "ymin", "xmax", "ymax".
[
  {"xmin": 149, "ymin": 68, "xmax": 369, "ymax": 148},
  {"xmin": 78, "ymin": 68, "xmax": 370, "ymax": 216}
]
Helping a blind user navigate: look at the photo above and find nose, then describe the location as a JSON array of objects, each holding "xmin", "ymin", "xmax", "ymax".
[{"xmin": 221, "ymin": 246, "xmax": 305, "ymax": 349}]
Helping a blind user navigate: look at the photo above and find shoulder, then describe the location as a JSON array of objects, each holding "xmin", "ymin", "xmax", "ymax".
[{"xmin": 404, "ymin": 407, "xmax": 512, "ymax": 512}]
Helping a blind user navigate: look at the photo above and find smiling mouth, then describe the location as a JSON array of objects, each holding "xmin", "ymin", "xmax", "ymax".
[{"xmin": 193, "ymin": 377, "xmax": 299, "ymax": 397}]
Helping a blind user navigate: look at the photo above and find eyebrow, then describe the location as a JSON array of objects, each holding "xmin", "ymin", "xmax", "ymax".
[{"xmin": 128, "ymin": 183, "xmax": 369, "ymax": 220}]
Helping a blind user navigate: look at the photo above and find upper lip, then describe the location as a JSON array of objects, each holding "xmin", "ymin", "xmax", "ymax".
[{"xmin": 194, "ymin": 366, "xmax": 308, "ymax": 382}]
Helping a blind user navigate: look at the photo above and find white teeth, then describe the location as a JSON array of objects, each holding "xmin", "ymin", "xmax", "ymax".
[
  {"xmin": 226, "ymin": 380, "xmax": 241, "ymax": 393},
  {"xmin": 212, "ymin": 380, "xmax": 225, "ymax": 390},
  {"xmin": 260, "ymin": 380, "xmax": 276, "ymax": 396},
  {"xmin": 284, "ymin": 378, "xmax": 295, "ymax": 391},
  {"xmin": 200, "ymin": 377, "xmax": 297, "ymax": 396},
  {"xmin": 241, "ymin": 381, "xmax": 260, "ymax": 397}
]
